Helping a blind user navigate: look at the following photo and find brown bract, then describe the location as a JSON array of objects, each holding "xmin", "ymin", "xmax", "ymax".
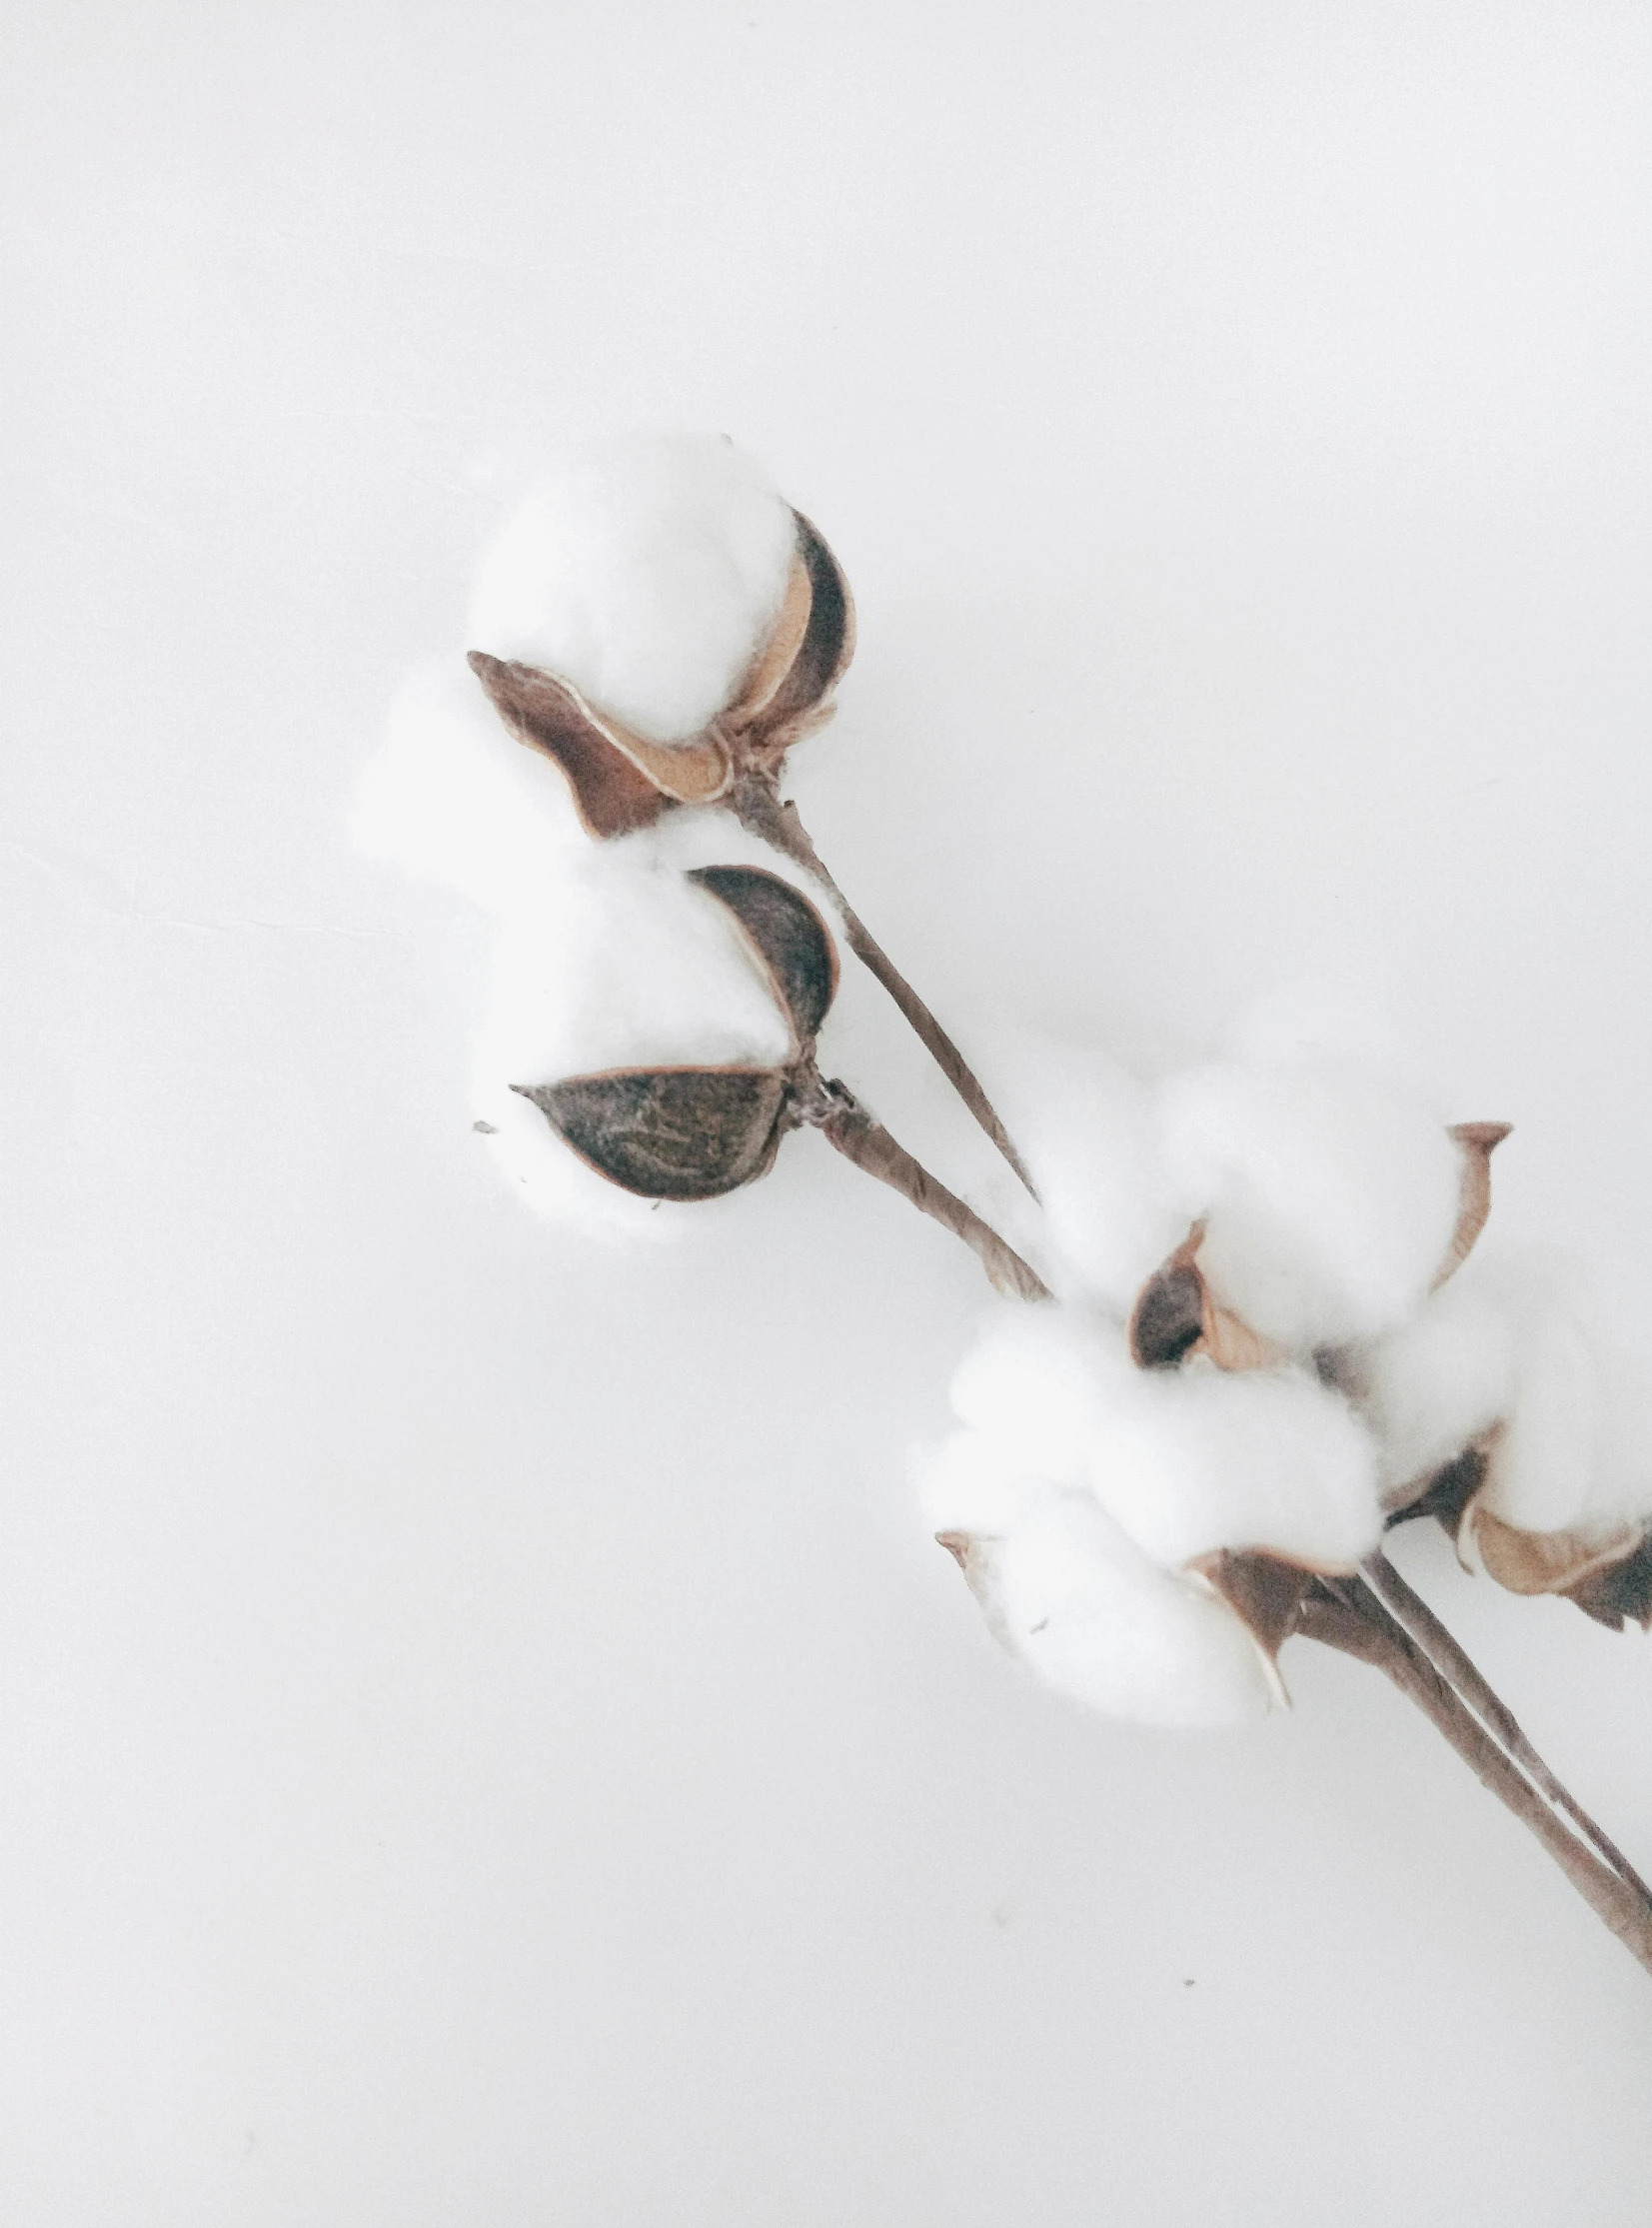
[
  {"xmin": 468, "ymin": 510, "xmax": 855, "ymax": 840},
  {"xmin": 1127, "ymin": 1222, "xmax": 1288, "ymax": 1372},
  {"xmin": 1189, "ymin": 1547, "xmax": 1319, "ymax": 1665}
]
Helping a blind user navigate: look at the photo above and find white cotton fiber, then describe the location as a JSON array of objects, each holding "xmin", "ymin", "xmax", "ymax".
[
  {"xmin": 356, "ymin": 660, "xmax": 812, "ymax": 1233},
  {"xmin": 1484, "ymin": 1297, "xmax": 1600, "ymax": 1535},
  {"xmin": 352, "ymin": 662, "xmax": 589, "ymax": 921},
  {"xmin": 1083, "ymin": 1356, "xmax": 1383, "ymax": 1571},
  {"xmin": 468, "ymin": 432, "xmax": 800, "ymax": 743},
  {"xmin": 990, "ymin": 1035, "xmax": 1188, "ymax": 1312},
  {"xmin": 1450, "ymin": 1258, "xmax": 1652, "ymax": 1539},
  {"xmin": 968, "ymin": 1491, "xmax": 1279, "ymax": 1728},
  {"xmin": 467, "ymin": 857, "xmax": 797, "ymax": 1221},
  {"xmin": 948, "ymin": 1305, "xmax": 1132, "ymax": 1482},
  {"xmin": 1348, "ymin": 1273, "xmax": 1518, "ymax": 1501},
  {"xmin": 914, "ymin": 1427, "xmax": 1048, "ymax": 1538},
  {"xmin": 1159, "ymin": 1052, "xmax": 1462, "ymax": 1349},
  {"xmin": 940, "ymin": 1307, "xmax": 1381, "ymax": 1572}
]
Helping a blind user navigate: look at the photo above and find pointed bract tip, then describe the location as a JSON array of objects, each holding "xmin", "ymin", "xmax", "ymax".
[
  {"xmin": 1452, "ymin": 1119, "xmax": 1514, "ymax": 1153},
  {"xmin": 467, "ymin": 648, "xmax": 504, "ymax": 681},
  {"xmin": 935, "ymin": 1530, "xmax": 972, "ymax": 1569}
]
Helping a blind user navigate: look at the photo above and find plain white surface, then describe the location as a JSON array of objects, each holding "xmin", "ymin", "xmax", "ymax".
[{"xmin": 5, "ymin": 3, "xmax": 1652, "ymax": 2219}]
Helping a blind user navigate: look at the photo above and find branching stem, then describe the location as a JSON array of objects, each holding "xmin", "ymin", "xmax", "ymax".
[
  {"xmin": 732, "ymin": 769, "xmax": 1040, "ymax": 1198},
  {"xmin": 787, "ymin": 1065, "xmax": 1049, "ymax": 1302}
]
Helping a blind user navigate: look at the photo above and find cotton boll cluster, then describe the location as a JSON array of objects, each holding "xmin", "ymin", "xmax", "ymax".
[
  {"xmin": 921, "ymin": 1305, "xmax": 1384, "ymax": 1725},
  {"xmin": 469, "ymin": 433, "xmax": 799, "ymax": 743},
  {"xmin": 356, "ymin": 666, "xmax": 802, "ymax": 1234}
]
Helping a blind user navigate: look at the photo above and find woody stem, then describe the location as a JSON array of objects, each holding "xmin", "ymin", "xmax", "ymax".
[
  {"xmin": 1297, "ymin": 1574, "xmax": 1652, "ymax": 1978},
  {"xmin": 790, "ymin": 1068, "xmax": 1049, "ymax": 1302},
  {"xmin": 732, "ymin": 770, "xmax": 1040, "ymax": 1198},
  {"xmin": 1361, "ymin": 1547, "xmax": 1652, "ymax": 1902}
]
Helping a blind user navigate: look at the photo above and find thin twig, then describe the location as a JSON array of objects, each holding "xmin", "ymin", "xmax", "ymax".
[
  {"xmin": 731, "ymin": 770, "xmax": 1040, "ymax": 1198},
  {"xmin": 1363, "ymin": 1548, "xmax": 1652, "ymax": 1904},
  {"xmin": 795, "ymin": 1071, "xmax": 1049, "ymax": 1302},
  {"xmin": 1298, "ymin": 1576, "xmax": 1652, "ymax": 1977}
]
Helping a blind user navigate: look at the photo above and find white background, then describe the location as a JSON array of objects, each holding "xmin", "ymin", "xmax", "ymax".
[{"xmin": 5, "ymin": 3, "xmax": 1652, "ymax": 2219}]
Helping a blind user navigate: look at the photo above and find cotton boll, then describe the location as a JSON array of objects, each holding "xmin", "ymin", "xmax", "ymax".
[
  {"xmin": 1348, "ymin": 1274, "xmax": 1519, "ymax": 1501},
  {"xmin": 465, "ymin": 859, "xmax": 797, "ymax": 1231},
  {"xmin": 948, "ymin": 1305, "xmax": 1133, "ymax": 1482},
  {"xmin": 469, "ymin": 432, "xmax": 799, "ymax": 743},
  {"xmin": 966, "ymin": 1492, "xmax": 1278, "ymax": 1727},
  {"xmin": 1085, "ymin": 1359, "xmax": 1383, "ymax": 1572},
  {"xmin": 352, "ymin": 661, "xmax": 589, "ymax": 920},
  {"xmin": 1159, "ymin": 1054, "xmax": 1462, "ymax": 1349},
  {"xmin": 989, "ymin": 1035, "xmax": 1186, "ymax": 1312},
  {"xmin": 476, "ymin": 860, "xmax": 794, "ymax": 1094}
]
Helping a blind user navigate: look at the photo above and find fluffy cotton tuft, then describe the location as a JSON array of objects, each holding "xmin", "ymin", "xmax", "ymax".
[
  {"xmin": 1159, "ymin": 1051, "xmax": 1463, "ymax": 1348},
  {"xmin": 1347, "ymin": 1273, "xmax": 1519, "ymax": 1501},
  {"xmin": 950, "ymin": 1492, "xmax": 1279, "ymax": 1728},
  {"xmin": 1086, "ymin": 1357, "xmax": 1383, "ymax": 1570},
  {"xmin": 948, "ymin": 1304, "xmax": 1131, "ymax": 1481},
  {"xmin": 468, "ymin": 432, "xmax": 800, "ymax": 743},
  {"xmin": 992, "ymin": 1036, "xmax": 1189, "ymax": 1313},
  {"xmin": 352, "ymin": 662, "xmax": 589, "ymax": 920},
  {"xmin": 939, "ymin": 1307, "xmax": 1382, "ymax": 1574},
  {"xmin": 1459, "ymin": 1260, "xmax": 1652, "ymax": 1538}
]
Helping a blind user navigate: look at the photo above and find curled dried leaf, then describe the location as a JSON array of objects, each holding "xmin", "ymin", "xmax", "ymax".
[
  {"xmin": 514, "ymin": 1065, "xmax": 787, "ymax": 1201},
  {"xmin": 1127, "ymin": 1226, "xmax": 1287, "ymax": 1373},
  {"xmin": 467, "ymin": 649, "xmax": 732, "ymax": 818},
  {"xmin": 688, "ymin": 865, "xmax": 838, "ymax": 1044},
  {"xmin": 1433, "ymin": 1120, "xmax": 1514, "ymax": 1289}
]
